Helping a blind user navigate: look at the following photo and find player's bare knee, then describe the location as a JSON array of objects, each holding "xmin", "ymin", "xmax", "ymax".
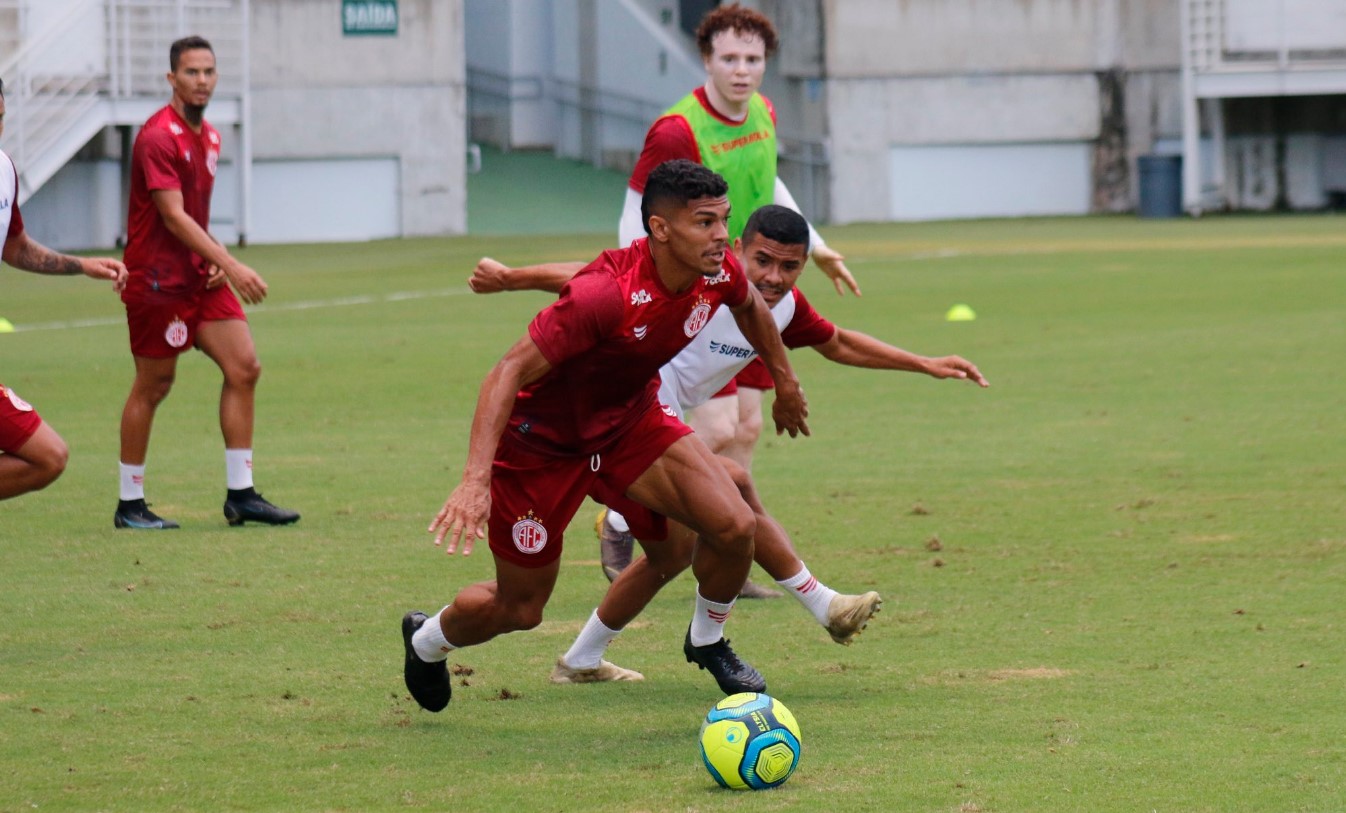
[
  {"xmin": 507, "ymin": 604, "xmax": 546, "ymax": 632},
  {"xmin": 735, "ymin": 411, "xmax": 763, "ymax": 447},
  {"xmin": 225, "ymin": 356, "xmax": 261, "ymax": 389}
]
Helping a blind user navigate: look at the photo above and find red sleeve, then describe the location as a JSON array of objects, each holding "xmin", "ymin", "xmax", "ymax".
[
  {"xmin": 136, "ymin": 127, "xmax": 183, "ymax": 193},
  {"xmin": 780, "ymin": 289, "xmax": 837, "ymax": 348},
  {"xmin": 527, "ymin": 261, "xmax": 624, "ymax": 366},
  {"xmin": 720, "ymin": 250, "xmax": 750, "ymax": 309},
  {"xmin": 6, "ymin": 157, "xmax": 21, "ymax": 240},
  {"xmin": 628, "ymin": 115, "xmax": 701, "ymax": 193}
]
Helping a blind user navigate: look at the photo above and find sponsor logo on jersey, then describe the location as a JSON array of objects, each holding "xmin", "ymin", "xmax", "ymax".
[
  {"xmin": 633, "ymin": 325, "xmax": 648, "ymax": 340},
  {"xmin": 165, "ymin": 317, "xmax": 189, "ymax": 348},
  {"xmin": 184, "ymin": 150, "xmax": 192, "ymax": 164},
  {"xmin": 708, "ymin": 128, "xmax": 770, "ymax": 156},
  {"xmin": 512, "ymin": 510, "xmax": 548, "ymax": 554},
  {"xmin": 705, "ymin": 268, "xmax": 731, "ymax": 286},
  {"xmin": 630, "ymin": 289, "xmax": 652, "ymax": 306},
  {"xmin": 0, "ymin": 195, "xmax": 9, "ymax": 210},
  {"xmin": 706, "ymin": 340, "xmax": 755, "ymax": 359},
  {"xmin": 684, "ymin": 298, "xmax": 712, "ymax": 338}
]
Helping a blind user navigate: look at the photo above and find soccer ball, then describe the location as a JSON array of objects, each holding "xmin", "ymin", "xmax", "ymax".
[{"xmin": 699, "ymin": 692, "xmax": 802, "ymax": 790}]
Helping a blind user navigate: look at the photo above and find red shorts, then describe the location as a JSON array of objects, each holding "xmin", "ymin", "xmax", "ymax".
[
  {"xmin": 488, "ymin": 403, "xmax": 693, "ymax": 568},
  {"xmin": 710, "ymin": 378, "xmax": 738, "ymax": 399},
  {"xmin": 734, "ymin": 358, "xmax": 774, "ymax": 390},
  {"xmin": 122, "ymin": 281, "xmax": 247, "ymax": 359},
  {"xmin": 0, "ymin": 384, "xmax": 43, "ymax": 454}
]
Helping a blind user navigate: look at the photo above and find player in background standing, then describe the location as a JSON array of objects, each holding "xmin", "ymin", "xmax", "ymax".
[
  {"xmin": 114, "ymin": 36, "xmax": 298, "ymax": 529},
  {"xmin": 469, "ymin": 205, "xmax": 988, "ymax": 683},
  {"xmin": 0, "ymin": 78, "xmax": 129, "ymax": 500},
  {"xmin": 401, "ymin": 161, "xmax": 809, "ymax": 710},
  {"xmin": 601, "ymin": 3, "xmax": 861, "ymax": 592}
]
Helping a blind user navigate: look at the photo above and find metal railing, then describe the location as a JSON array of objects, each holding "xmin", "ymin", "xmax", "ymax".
[
  {"xmin": 1185, "ymin": 0, "xmax": 1346, "ymax": 74},
  {"xmin": 0, "ymin": 0, "xmax": 245, "ymax": 200}
]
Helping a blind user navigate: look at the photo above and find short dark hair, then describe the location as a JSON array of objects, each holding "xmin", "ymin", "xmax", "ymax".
[
  {"xmin": 641, "ymin": 159, "xmax": 729, "ymax": 235},
  {"xmin": 696, "ymin": 3, "xmax": 778, "ymax": 59},
  {"xmin": 170, "ymin": 36, "xmax": 214, "ymax": 71},
  {"xmin": 742, "ymin": 205, "xmax": 809, "ymax": 249}
]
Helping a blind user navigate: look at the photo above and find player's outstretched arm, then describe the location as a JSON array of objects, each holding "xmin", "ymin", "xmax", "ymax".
[
  {"xmin": 2, "ymin": 232, "xmax": 128, "ymax": 291},
  {"xmin": 815, "ymin": 328, "xmax": 989, "ymax": 387},
  {"xmin": 468, "ymin": 258, "xmax": 584, "ymax": 294},
  {"xmin": 730, "ymin": 287, "xmax": 809, "ymax": 438},
  {"xmin": 428, "ymin": 335, "xmax": 553, "ymax": 554}
]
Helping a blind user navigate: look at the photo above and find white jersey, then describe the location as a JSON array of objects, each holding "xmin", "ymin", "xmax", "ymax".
[
  {"xmin": 0, "ymin": 151, "xmax": 16, "ymax": 253},
  {"xmin": 656, "ymin": 292, "xmax": 798, "ymax": 420}
]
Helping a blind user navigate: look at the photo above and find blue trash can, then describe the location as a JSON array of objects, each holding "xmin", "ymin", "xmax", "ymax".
[{"xmin": 1137, "ymin": 154, "xmax": 1183, "ymax": 218}]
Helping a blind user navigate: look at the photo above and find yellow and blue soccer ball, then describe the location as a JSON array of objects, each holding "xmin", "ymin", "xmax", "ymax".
[{"xmin": 699, "ymin": 692, "xmax": 801, "ymax": 790}]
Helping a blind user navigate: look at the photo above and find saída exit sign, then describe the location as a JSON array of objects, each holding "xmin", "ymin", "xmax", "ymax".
[{"xmin": 343, "ymin": 0, "xmax": 398, "ymax": 36}]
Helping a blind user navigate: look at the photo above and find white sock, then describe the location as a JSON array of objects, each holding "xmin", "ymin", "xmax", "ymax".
[
  {"xmin": 411, "ymin": 606, "xmax": 455, "ymax": 663},
  {"xmin": 606, "ymin": 509, "xmax": 630, "ymax": 534},
  {"xmin": 689, "ymin": 590, "xmax": 736, "ymax": 647},
  {"xmin": 225, "ymin": 448, "xmax": 254, "ymax": 490},
  {"xmin": 562, "ymin": 609, "xmax": 622, "ymax": 670},
  {"xmin": 777, "ymin": 564, "xmax": 839, "ymax": 626},
  {"xmin": 119, "ymin": 462, "xmax": 146, "ymax": 501}
]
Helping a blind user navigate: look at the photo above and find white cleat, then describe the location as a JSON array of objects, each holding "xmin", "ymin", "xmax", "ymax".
[
  {"xmin": 825, "ymin": 591, "xmax": 883, "ymax": 645},
  {"xmin": 549, "ymin": 657, "xmax": 645, "ymax": 684}
]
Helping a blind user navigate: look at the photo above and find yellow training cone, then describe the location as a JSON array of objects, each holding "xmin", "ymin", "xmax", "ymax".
[
  {"xmin": 0, "ymin": 317, "xmax": 15, "ymax": 333},
  {"xmin": 945, "ymin": 304, "xmax": 976, "ymax": 322}
]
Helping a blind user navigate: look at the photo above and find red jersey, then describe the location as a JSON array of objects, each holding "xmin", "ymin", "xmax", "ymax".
[
  {"xmin": 123, "ymin": 105, "xmax": 221, "ymax": 296},
  {"xmin": 628, "ymin": 87, "xmax": 778, "ymax": 194},
  {"xmin": 513, "ymin": 238, "xmax": 750, "ymax": 455}
]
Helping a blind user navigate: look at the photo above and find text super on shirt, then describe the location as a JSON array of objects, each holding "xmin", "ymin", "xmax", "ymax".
[
  {"xmin": 123, "ymin": 105, "xmax": 221, "ymax": 297},
  {"xmin": 514, "ymin": 238, "xmax": 750, "ymax": 456}
]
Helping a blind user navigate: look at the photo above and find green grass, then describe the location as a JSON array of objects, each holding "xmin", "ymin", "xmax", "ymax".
[{"xmin": 2, "ymin": 214, "xmax": 1344, "ymax": 812}]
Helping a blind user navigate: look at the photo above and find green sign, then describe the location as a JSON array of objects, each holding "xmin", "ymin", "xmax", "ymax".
[{"xmin": 343, "ymin": 0, "xmax": 398, "ymax": 36}]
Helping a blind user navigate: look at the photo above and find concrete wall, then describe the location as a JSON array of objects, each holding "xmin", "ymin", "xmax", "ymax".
[
  {"xmin": 819, "ymin": 0, "xmax": 1184, "ymax": 223},
  {"xmin": 249, "ymin": 0, "xmax": 466, "ymax": 238}
]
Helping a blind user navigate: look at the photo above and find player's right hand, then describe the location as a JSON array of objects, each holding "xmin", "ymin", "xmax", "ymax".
[
  {"xmin": 429, "ymin": 481, "xmax": 490, "ymax": 555},
  {"xmin": 468, "ymin": 257, "xmax": 511, "ymax": 294},
  {"xmin": 772, "ymin": 383, "xmax": 810, "ymax": 438}
]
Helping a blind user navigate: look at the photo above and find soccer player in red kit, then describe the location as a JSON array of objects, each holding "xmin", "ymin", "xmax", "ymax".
[
  {"xmin": 0, "ymin": 77, "xmax": 129, "ymax": 500},
  {"xmin": 114, "ymin": 36, "xmax": 297, "ymax": 529},
  {"xmin": 401, "ymin": 160, "xmax": 810, "ymax": 711},
  {"xmin": 602, "ymin": 4, "xmax": 860, "ymax": 594}
]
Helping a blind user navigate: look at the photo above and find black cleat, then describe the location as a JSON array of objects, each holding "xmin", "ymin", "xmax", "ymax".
[
  {"xmin": 223, "ymin": 489, "xmax": 300, "ymax": 526},
  {"xmin": 114, "ymin": 499, "xmax": 180, "ymax": 529},
  {"xmin": 402, "ymin": 611, "xmax": 451, "ymax": 712},
  {"xmin": 683, "ymin": 627, "xmax": 767, "ymax": 695}
]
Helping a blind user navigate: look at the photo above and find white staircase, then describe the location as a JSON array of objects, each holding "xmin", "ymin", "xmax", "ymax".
[{"xmin": 0, "ymin": 0, "xmax": 247, "ymax": 203}]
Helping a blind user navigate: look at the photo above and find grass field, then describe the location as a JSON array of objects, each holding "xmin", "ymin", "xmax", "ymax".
[{"xmin": 2, "ymin": 214, "xmax": 1344, "ymax": 812}]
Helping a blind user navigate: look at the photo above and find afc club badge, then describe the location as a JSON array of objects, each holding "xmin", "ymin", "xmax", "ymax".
[
  {"xmin": 684, "ymin": 298, "xmax": 713, "ymax": 338},
  {"xmin": 4, "ymin": 386, "xmax": 34, "ymax": 412},
  {"xmin": 512, "ymin": 511, "xmax": 548, "ymax": 554},
  {"xmin": 165, "ymin": 318, "xmax": 190, "ymax": 348}
]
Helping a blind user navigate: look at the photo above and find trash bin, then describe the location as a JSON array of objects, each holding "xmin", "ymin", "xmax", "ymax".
[{"xmin": 1137, "ymin": 154, "xmax": 1183, "ymax": 218}]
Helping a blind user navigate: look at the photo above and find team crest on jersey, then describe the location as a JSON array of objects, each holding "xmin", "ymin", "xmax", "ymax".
[
  {"xmin": 630, "ymin": 289, "xmax": 652, "ymax": 306},
  {"xmin": 705, "ymin": 268, "xmax": 731, "ymax": 286},
  {"xmin": 165, "ymin": 318, "xmax": 190, "ymax": 348},
  {"xmin": 4, "ymin": 386, "xmax": 34, "ymax": 412},
  {"xmin": 512, "ymin": 510, "xmax": 548, "ymax": 554},
  {"xmin": 206, "ymin": 150, "xmax": 218, "ymax": 177},
  {"xmin": 169, "ymin": 122, "xmax": 183, "ymax": 136},
  {"xmin": 683, "ymin": 297, "xmax": 713, "ymax": 338}
]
